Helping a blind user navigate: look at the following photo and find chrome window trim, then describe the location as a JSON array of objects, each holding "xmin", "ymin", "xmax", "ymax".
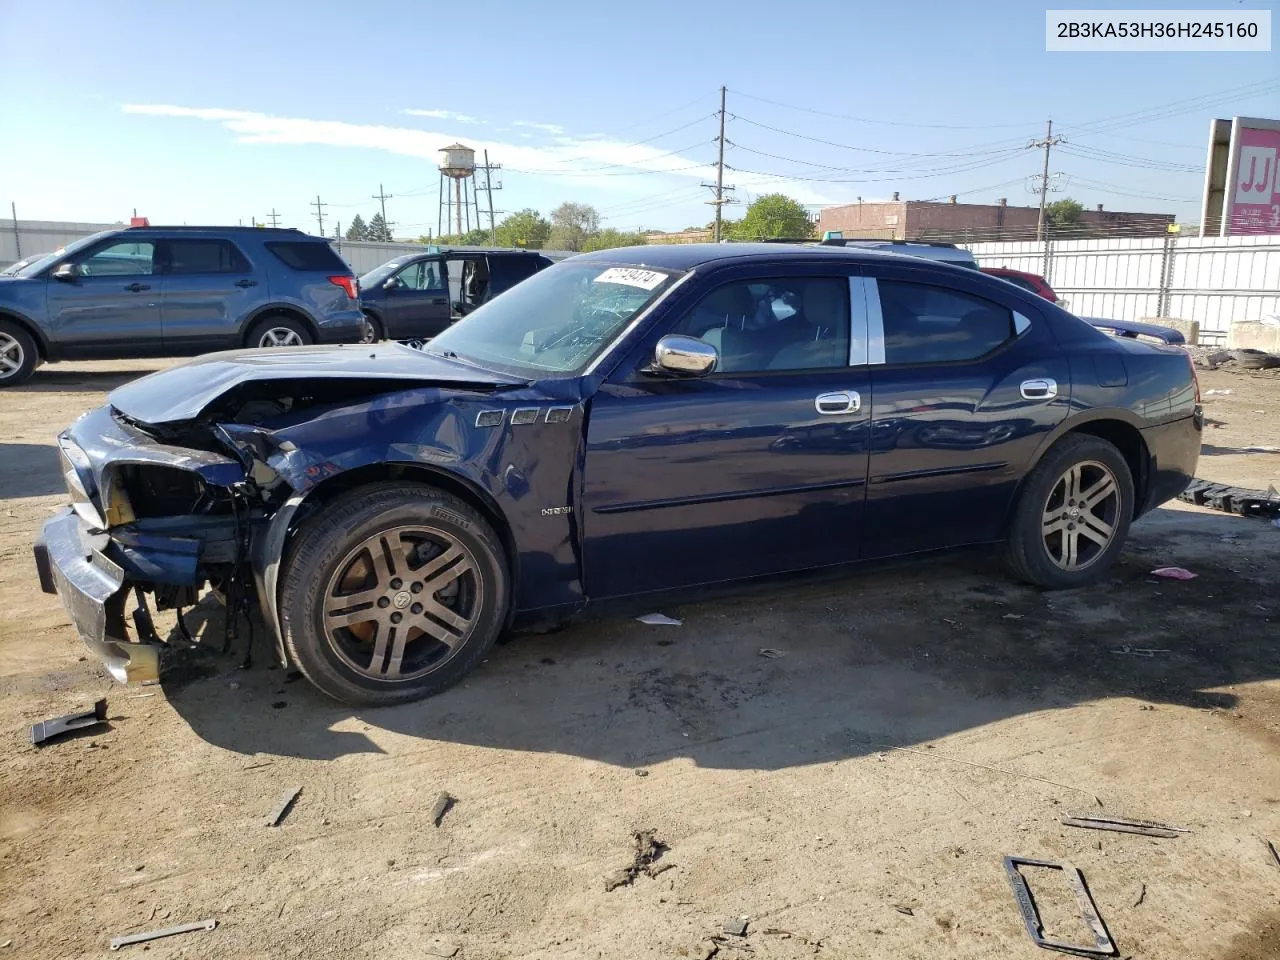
[
  {"xmin": 846, "ymin": 277, "xmax": 873, "ymax": 367},
  {"xmin": 864, "ymin": 277, "xmax": 886, "ymax": 365},
  {"xmin": 583, "ymin": 268, "xmax": 696, "ymax": 377}
]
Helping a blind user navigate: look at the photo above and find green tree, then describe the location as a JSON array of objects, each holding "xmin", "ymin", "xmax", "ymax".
[
  {"xmin": 495, "ymin": 208, "xmax": 551, "ymax": 249},
  {"xmin": 581, "ymin": 228, "xmax": 648, "ymax": 252},
  {"xmin": 727, "ymin": 194, "xmax": 814, "ymax": 241},
  {"xmin": 547, "ymin": 201, "xmax": 601, "ymax": 251},
  {"xmin": 1045, "ymin": 198, "xmax": 1084, "ymax": 227},
  {"xmin": 458, "ymin": 228, "xmax": 490, "ymax": 246},
  {"xmin": 367, "ymin": 212, "xmax": 393, "ymax": 242},
  {"xmin": 345, "ymin": 214, "xmax": 369, "ymax": 241}
]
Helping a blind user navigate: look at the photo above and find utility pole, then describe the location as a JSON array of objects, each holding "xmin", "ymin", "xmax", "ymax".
[
  {"xmin": 481, "ymin": 150, "xmax": 501, "ymax": 245},
  {"xmin": 1029, "ymin": 120, "xmax": 1065, "ymax": 241},
  {"xmin": 702, "ymin": 86, "xmax": 736, "ymax": 241},
  {"xmin": 267, "ymin": 209, "xmax": 281, "ymax": 228},
  {"xmin": 373, "ymin": 183, "xmax": 393, "ymax": 237},
  {"xmin": 10, "ymin": 202, "xmax": 20, "ymax": 259},
  {"xmin": 311, "ymin": 195, "xmax": 327, "ymax": 236}
]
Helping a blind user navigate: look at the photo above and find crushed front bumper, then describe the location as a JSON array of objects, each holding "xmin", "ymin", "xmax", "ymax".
[{"xmin": 35, "ymin": 507, "xmax": 160, "ymax": 684}]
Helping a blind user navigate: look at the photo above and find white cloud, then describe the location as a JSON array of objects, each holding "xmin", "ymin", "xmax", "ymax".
[
  {"xmin": 511, "ymin": 120, "xmax": 566, "ymax": 135},
  {"xmin": 401, "ymin": 108, "xmax": 482, "ymax": 124},
  {"xmin": 119, "ymin": 103, "xmax": 836, "ymax": 204}
]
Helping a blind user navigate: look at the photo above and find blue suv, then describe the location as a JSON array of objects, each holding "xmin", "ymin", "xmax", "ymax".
[{"xmin": 0, "ymin": 226, "xmax": 365, "ymax": 386}]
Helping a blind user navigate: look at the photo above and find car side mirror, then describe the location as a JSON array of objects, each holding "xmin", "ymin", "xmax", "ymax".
[
  {"xmin": 649, "ymin": 335, "xmax": 718, "ymax": 377},
  {"xmin": 383, "ymin": 277, "xmax": 401, "ymax": 290},
  {"xmin": 52, "ymin": 263, "xmax": 78, "ymax": 282}
]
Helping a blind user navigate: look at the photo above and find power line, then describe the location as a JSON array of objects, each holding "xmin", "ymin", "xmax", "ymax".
[
  {"xmin": 1059, "ymin": 77, "xmax": 1280, "ymax": 136},
  {"xmin": 729, "ymin": 113, "xmax": 1029, "ymax": 160},
  {"xmin": 728, "ymin": 87, "xmax": 1039, "ymax": 130},
  {"xmin": 310, "ymin": 195, "xmax": 327, "ymax": 236}
]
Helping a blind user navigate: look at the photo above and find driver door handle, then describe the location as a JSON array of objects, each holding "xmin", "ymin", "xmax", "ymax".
[
  {"xmin": 124, "ymin": 282, "xmax": 151, "ymax": 292},
  {"xmin": 815, "ymin": 390, "xmax": 861, "ymax": 415},
  {"xmin": 234, "ymin": 278, "xmax": 258, "ymax": 288}
]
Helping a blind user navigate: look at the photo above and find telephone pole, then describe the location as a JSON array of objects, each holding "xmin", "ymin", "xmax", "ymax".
[
  {"xmin": 267, "ymin": 209, "xmax": 281, "ymax": 228},
  {"xmin": 1029, "ymin": 120, "xmax": 1065, "ymax": 241},
  {"xmin": 480, "ymin": 150, "xmax": 502, "ymax": 245},
  {"xmin": 705, "ymin": 85, "xmax": 736, "ymax": 242},
  {"xmin": 310, "ymin": 195, "xmax": 327, "ymax": 236},
  {"xmin": 372, "ymin": 183, "xmax": 393, "ymax": 236}
]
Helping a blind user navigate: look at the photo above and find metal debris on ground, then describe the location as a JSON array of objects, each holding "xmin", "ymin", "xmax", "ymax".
[
  {"xmin": 1061, "ymin": 814, "xmax": 1189, "ymax": 838},
  {"xmin": 893, "ymin": 904, "xmax": 915, "ymax": 916},
  {"xmin": 30, "ymin": 699, "xmax": 108, "ymax": 746},
  {"xmin": 1131, "ymin": 883, "xmax": 1146, "ymax": 908},
  {"xmin": 1204, "ymin": 389, "xmax": 1233, "ymax": 396},
  {"xmin": 758, "ymin": 648, "xmax": 785, "ymax": 659},
  {"xmin": 1112, "ymin": 646, "xmax": 1171, "ymax": 657},
  {"xmin": 603, "ymin": 828, "xmax": 670, "ymax": 892},
  {"xmin": 1004, "ymin": 857, "xmax": 1117, "ymax": 956},
  {"xmin": 265, "ymin": 787, "xmax": 302, "ymax": 827},
  {"xmin": 636, "ymin": 613, "xmax": 683, "ymax": 626},
  {"xmin": 1244, "ymin": 445, "xmax": 1280, "ymax": 453},
  {"xmin": 430, "ymin": 791, "xmax": 454, "ymax": 827},
  {"xmin": 1268, "ymin": 839, "xmax": 1280, "ymax": 867},
  {"xmin": 1178, "ymin": 479, "xmax": 1280, "ymax": 520},
  {"xmin": 723, "ymin": 917, "xmax": 749, "ymax": 937},
  {"xmin": 1150, "ymin": 566, "xmax": 1197, "ymax": 580},
  {"xmin": 109, "ymin": 918, "xmax": 217, "ymax": 951}
]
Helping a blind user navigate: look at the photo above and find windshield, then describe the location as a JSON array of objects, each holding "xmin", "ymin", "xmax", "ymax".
[
  {"xmin": 13, "ymin": 231, "xmax": 115, "ymax": 278},
  {"xmin": 360, "ymin": 257, "xmax": 412, "ymax": 288},
  {"xmin": 427, "ymin": 261, "xmax": 682, "ymax": 377}
]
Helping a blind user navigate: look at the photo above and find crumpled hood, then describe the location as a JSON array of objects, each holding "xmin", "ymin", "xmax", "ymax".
[{"xmin": 109, "ymin": 343, "xmax": 524, "ymax": 425}]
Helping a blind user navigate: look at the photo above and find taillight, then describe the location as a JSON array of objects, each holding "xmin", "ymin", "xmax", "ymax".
[
  {"xmin": 1186, "ymin": 352, "xmax": 1201, "ymax": 404},
  {"xmin": 328, "ymin": 275, "xmax": 357, "ymax": 300}
]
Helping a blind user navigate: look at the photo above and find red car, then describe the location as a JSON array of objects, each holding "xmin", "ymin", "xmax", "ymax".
[{"xmin": 981, "ymin": 267, "xmax": 1059, "ymax": 303}]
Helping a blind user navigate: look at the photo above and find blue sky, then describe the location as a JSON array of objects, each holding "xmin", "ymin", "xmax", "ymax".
[{"xmin": 1, "ymin": 0, "xmax": 1276, "ymax": 236}]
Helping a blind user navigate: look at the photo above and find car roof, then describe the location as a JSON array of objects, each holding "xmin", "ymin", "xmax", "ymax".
[
  {"xmin": 119, "ymin": 226, "xmax": 329, "ymax": 241},
  {"xmin": 571, "ymin": 242, "xmax": 963, "ymax": 271}
]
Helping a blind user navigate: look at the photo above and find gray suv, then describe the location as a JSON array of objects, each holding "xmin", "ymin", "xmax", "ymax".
[{"xmin": 0, "ymin": 226, "xmax": 364, "ymax": 387}]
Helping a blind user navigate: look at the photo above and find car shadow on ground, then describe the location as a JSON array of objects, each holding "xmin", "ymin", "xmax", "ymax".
[
  {"xmin": 0, "ymin": 442, "xmax": 63, "ymax": 498},
  {"xmin": 160, "ymin": 507, "xmax": 1280, "ymax": 770},
  {"xmin": 21, "ymin": 368, "xmax": 160, "ymax": 393}
]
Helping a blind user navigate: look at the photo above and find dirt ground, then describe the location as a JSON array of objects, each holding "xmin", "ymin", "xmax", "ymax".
[{"xmin": 1, "ymin": 360, "xmax": 1278, "ymax": 960}]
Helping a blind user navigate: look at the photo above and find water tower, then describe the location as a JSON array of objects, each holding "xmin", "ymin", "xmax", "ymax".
[{"xmin": 438, "ymin": 143, "xmax": 480, "ymax": 239}]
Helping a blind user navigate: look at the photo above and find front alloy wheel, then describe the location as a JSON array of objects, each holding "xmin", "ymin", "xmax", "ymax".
[
  {"xmin": 259, "ymin": 326, "xmax": 305, "ymax": 348},
  {"xmin": 279, "ymin": 483, "xmax": 509, "ymax": 704}
]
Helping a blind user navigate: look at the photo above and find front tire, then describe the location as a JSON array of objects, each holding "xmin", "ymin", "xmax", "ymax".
[
  {"xmin": 1004, "ymin": 434, "xmax": 1134, "ymax": 589},
  {"xmin": 278, "ymin": 483, "xmax": 509, "ymax": 705},
  {"xmin": 0, "ymin": 319, "xmax": 38, "ymax": 387}
]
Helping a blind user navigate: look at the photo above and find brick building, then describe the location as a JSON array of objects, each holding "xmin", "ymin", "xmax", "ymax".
[{"xmin": 816, "ymin": 196, "xmax": 1175, "ymax": 242}]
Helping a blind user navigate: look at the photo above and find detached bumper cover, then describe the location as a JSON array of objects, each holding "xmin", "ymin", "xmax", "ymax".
[{"xmin": 35, "ymin": 508, "xmax": 159, "ymax": 684}]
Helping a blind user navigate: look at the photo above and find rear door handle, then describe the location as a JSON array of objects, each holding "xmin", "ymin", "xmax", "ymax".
[
  {"xmin": 124, "ymin": 282, "xmax": 151, "ymax": 292},
  {"xmin": 235, "ymin": 278, "xmax": 259, "ymax": 288},
  {"xmin": 815, "ymin": 390, "xmax": 861, "ymax": 415},
  {"xmin": 1020, "ymin": 378, "xmax": 1058, "ymax": 401}
]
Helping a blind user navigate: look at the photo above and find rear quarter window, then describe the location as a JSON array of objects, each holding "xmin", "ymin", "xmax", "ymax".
[{"xmin": 265, "ymin": 241, "xmax": 349, "ymax": 273}]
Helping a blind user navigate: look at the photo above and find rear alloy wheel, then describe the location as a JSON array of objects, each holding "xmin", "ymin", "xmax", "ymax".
[
  {"xmin": 279, "ymin": 483, "xmax": 509, "ymax": 704},
  {"xmin": 1004, "ymin": 434, "xmax": 1134, "ymax": 588},
  {"xmin": 247, "ymin": 316, "xmax": 313, "ymax": 349},
  {"xmin": 360, "ymin": 313, "xmax": 383, "ymax": 343},
  {"xmin": 0, "ymin": 320, "xmax": 38, "ymax": 387}
]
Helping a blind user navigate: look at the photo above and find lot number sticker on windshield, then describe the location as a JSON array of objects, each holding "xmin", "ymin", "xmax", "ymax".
[{"xmin": 593, "ymin": 267, "xmax": 665, "ymax": 290}]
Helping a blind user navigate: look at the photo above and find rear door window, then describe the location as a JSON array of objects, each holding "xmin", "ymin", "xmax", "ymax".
[
  {"xmin": 265, "ymin": 241, "xmax": 349, "ymax": 273},
  {"xmin": 878, "ymin": 280, "xmax": 1015, "ymax": 365},
  {"xmin": 165, "ymin": 239, "xmax": 251, "ymax": 274}
]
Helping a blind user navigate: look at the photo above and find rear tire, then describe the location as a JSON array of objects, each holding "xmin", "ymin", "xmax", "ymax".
[
  {"xmin": 278, "ymin": 483, "xmax": 509, "ymax": 705},
  {"xmin": 361, "ymin": 312, "xmax": 384, "ymax": 344},
  {"xmin": 247, "ymin": 315, "xmax": 313, "ymax": 349},
  {"xmin": 0, "ymin": 319, "xmax": 38, "ymax": 387},
  {"xmin": 1004, "ymin": 434, "xmax": 1134, "ymax": 589}
]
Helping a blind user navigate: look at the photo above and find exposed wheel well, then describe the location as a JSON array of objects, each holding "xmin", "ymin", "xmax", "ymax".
[
  {"xmin": 1065, "ymin": 419, "xmax": 1150, "ymax": 516},
  {"xmin": 0, "ymin": 311, "xmax": 49, "ymax": 361},
  {"xmin": 244, "ymin": 307, "xmax": 318, "ymax": 346},
  {"xmin": 291, "ymin": 462, "xmax": 518, "ymax": 595}
]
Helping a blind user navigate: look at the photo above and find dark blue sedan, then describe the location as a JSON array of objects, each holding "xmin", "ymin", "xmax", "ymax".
[{"xmin": 34, "ymin": 244, "xmax": 1203, "ymax": 704}]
